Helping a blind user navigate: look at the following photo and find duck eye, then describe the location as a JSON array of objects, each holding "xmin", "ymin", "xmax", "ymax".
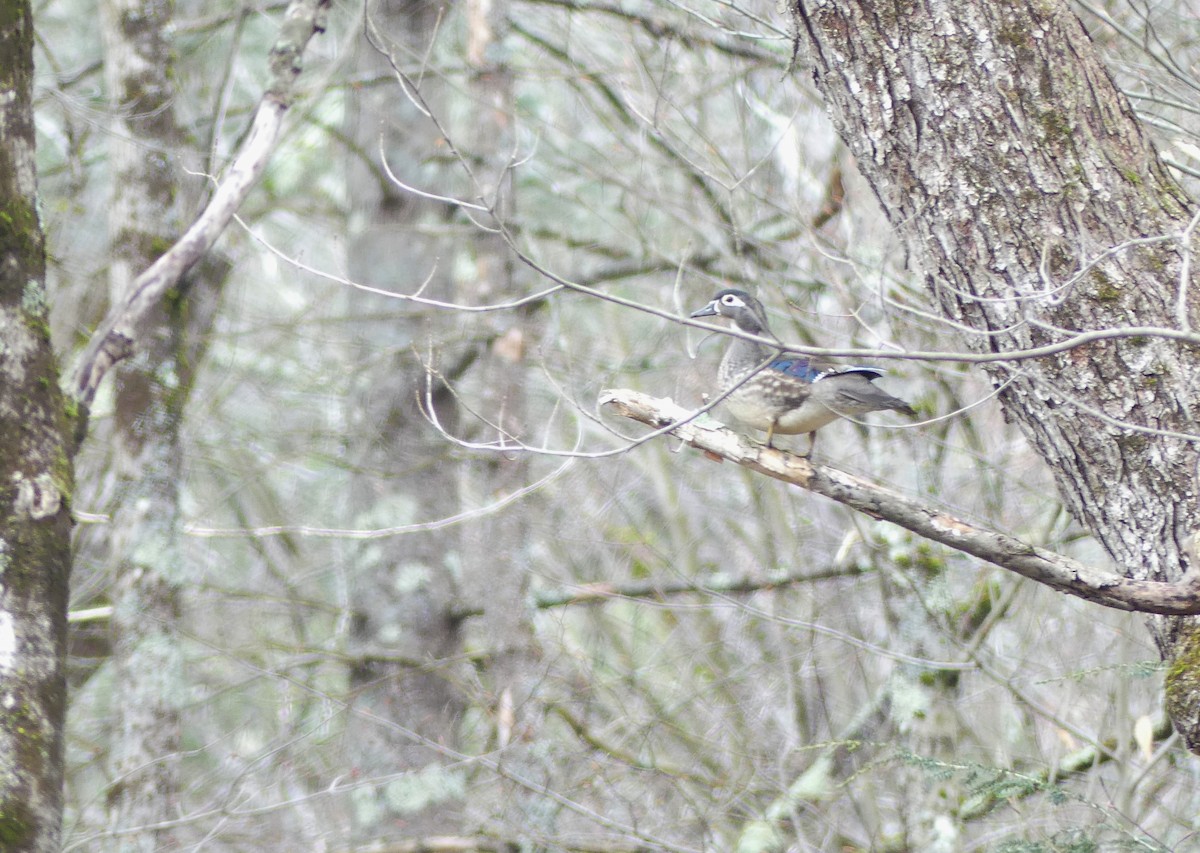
[{"xmin": 720, "ymin": 294, "xmax": 739, "ymax": 305}]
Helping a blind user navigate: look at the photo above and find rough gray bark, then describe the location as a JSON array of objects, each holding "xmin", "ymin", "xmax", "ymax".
[
  {"xmin": 786, "ymin": 0, "xmax": 1200, "ymax": 744},
  {"xmin": 0, "ymin": 3, "xmax": 75, "ymax": 851},
  {"xmin": 98, "ymin": 0, "xmax": 201, "ymax": 845}
]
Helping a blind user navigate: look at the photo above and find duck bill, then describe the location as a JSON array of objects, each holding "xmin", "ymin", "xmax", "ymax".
[{"xmin": 689, "ymin": 300, "xmax": 719, "ymax": 318}]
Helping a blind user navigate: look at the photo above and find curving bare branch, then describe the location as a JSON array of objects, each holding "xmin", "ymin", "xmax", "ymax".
[
  {"xmin": 70, "ymin": 0, "xmax": 331, "ymax": 411},
  {"xmin": 601, "ymin": 388, "xmax": 1200, "ymax": 616}
]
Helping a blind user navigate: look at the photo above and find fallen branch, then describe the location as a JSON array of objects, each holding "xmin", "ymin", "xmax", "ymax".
[{"xmin": 600, "ymin": 388, "xmax": 1200, "ymax": 616}]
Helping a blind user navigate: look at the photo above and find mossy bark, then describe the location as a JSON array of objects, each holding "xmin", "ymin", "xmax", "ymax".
[{"xmin": 0, "ymin": 2, "xmax": 76, "ymax": 850}]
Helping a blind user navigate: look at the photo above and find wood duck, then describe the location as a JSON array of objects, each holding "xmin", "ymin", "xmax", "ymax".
[{"xmin": 690, "ymin": 289, "xmax": 917, "ymax": 455}]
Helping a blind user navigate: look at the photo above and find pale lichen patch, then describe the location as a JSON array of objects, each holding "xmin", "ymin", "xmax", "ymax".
[
  {"xmin": 931, "ymin": 514, "xmax": 972, "ymax": 536},
  {"xmin": 0, "ymin": 612, "xmax": 14, "ymax": 671},
  {"xmin": 11, "ymin": 471, "xmax": 61, "ymax": 519},
  {"xmin": 0, "ymin": 307, "xmax": 36, "ymax": 389}
]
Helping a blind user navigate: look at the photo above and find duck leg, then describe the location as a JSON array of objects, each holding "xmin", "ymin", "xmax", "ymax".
[{"xmin": 801, "ymin": 430, "xmax": 817, "ymax": 458}]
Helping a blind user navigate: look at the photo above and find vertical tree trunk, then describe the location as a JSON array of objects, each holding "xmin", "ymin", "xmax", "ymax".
[
  {"xmin": 339, "ymin": 0, "xmax": 469, "ymax": 838},
  {"xmin": 0, "ymin": 3, "xmax": 76, "ymax": 850},
  {"xmin": 456, "ymin": 0, "xmax": 545, "ymax": 826},
  {"xmin": 790, "ymin": 0, "xmax": 1200, "ymax": 742},
  {"xmin": 97, "ymin": 0, "xmax": 203, "ymax": 846}
]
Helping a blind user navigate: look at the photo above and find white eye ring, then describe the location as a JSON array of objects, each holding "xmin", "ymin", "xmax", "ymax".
[{"xmin": 720, "ymin": 293, "xmax": 740, "ymax": 306}]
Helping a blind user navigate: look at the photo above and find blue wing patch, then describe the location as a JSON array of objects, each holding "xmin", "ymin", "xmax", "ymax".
[
  {"xmin": 769, "ymin": 358, "xmax": 885, "ymax": 383},
  {"xmin": 768, "ymin": 358, "xmax": 826, "ymax": 382}
]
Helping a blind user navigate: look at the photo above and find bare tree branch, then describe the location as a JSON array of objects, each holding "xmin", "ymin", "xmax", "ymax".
[
  {"xmin": 519, "ymin": 0, "xmax": 781, "ymax": 62},
  {"xmin": 532, "ymin": 565, "xmax": 873, "ymax": 608},
  {"xmin": 70, "ymin": 0, "xmax": 331, "ymax": 410},
  {"xmin": 600, "ymin": 388, "xmax": 1200, "ymax": 616}
]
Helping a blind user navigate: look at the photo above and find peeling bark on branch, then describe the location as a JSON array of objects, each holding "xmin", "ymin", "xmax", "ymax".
[{"xmin": 601, "ymin": 389, "xmax": 1200, "ymax": 616}]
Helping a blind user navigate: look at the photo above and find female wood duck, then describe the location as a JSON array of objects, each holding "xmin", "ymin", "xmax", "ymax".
[{"xmin": 690, "ymin": 289, "xmax": 916, "ymax": 455}]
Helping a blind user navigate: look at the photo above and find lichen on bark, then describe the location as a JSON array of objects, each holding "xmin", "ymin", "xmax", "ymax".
[
  {"xmin": 0, "ymin": 2, "xmax": 76, "ymax": 851},
  {"xmin": 1165, "ymin": 624, "xmax": 1200, "ymax": 751}
]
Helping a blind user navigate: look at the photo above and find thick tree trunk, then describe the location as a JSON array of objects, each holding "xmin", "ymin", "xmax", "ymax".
[
  {"xmin": 789, "ymin": 0, "xmax": 1200, "ymax": 743},
  {"xmin": 0, "ymin": 3, "xmax": 76, "ymax": 850},
  {"xmin": 98, "ymin": 0, "xmax": 217, "ymax": 846}
]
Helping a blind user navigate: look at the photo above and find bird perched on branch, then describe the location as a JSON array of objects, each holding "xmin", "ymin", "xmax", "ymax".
[{"xmin": 689, "ymin": 289, "xmax": 917, "ymax": 455}]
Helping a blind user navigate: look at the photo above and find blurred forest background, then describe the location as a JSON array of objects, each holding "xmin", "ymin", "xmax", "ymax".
[{"xmin": 31, "ymin": 0, "xmax": 1200, "ymax": 850}]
